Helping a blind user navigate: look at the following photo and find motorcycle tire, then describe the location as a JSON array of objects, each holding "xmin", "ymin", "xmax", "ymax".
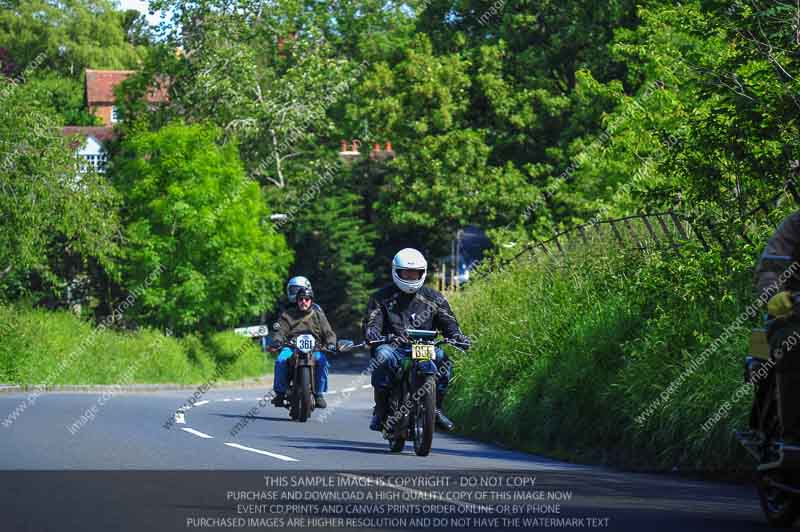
[
  {"xmin": 758, "ymin": 471, "xmax": 800, "ymax": 527},
  {"xmin": 412, "ymin": 375, "xmax": 436, "ymax": 457},
  {"xmin": 288, "ymin": 391, "xmax": 298, "ymax": 420},
  {"xmin": 297, "ymin": 367, "xmax": 313, "ymax": 423}
]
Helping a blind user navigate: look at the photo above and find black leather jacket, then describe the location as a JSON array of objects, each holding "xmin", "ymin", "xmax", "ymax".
[
  {"xmin": 755, "ymin": 211, "xmax": 800, "ymax": 301},
  {"xmin": 363, "ymin": 285, "xmax": 470, "ymax": 346}
]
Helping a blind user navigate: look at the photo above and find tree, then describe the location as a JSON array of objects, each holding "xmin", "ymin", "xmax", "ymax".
[
  {"xmin": 26, "ymin": 74, "xmax": 101, "ymax": 126},
  {"xmin": 121, "ymin": 9, "xmax": 155, "ymax": 47},
  {"xmin": 0, "ymin": 0, "xmax": 147, "ymax": 79},
  {"xmin": 280, "ymin": 177, "xmax": 377, "ymax": 329},
  {"xmin": 0, "ymin": 82, "xmax": 119, "ymax": 291},
  {"xmin": 561, "ymin": 0, "xmax": 800, "ymax": 230},
  {"xmin": 349, "ymin": 33, "xmax": 538, "ymax": 254},
  {"xmin": 111, "ymin": 122, "xmax": 292, "ymax": 334}
]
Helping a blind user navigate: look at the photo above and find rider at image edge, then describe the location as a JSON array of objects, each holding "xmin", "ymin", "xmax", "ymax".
[
  {"xmin": 269, "ymin": 283, "xmax": 336, "ymax": 409},
  {"xmin": 754, "ymin": 210, "xmax": 800, "ymax": 446},
  {"xmin": 364, "ymin": 247, "xmax": 472, "ymax": 432}
]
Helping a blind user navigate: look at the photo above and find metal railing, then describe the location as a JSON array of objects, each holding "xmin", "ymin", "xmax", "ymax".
[{"xmin": 463, "ymin": 179, "xmax": 800, "ymax": 287}]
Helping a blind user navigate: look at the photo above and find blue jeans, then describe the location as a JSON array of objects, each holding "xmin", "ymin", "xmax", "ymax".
[
  {"xmin": 370, "ymin": 344, "xmax": 450, "ymax": 394},
  {"xmin": 273, "ymin": 348, "xmax": 329, "ymax": 394}
]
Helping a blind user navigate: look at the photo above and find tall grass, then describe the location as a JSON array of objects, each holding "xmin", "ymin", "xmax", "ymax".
[
  {"xmin": 447, "ymin": 231, "xmax": 770, "ymax": 471},
  {"xmin": 0, "ymin": 305, "xmax": 271, "ymax": 385}
]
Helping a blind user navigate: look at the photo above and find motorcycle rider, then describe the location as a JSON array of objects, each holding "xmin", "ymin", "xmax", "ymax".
[
  {"xmin": 285, "ymin": 276, "xmax": 326, "ymax": 313},
  {"xmin": 754, "ymin": 210, "xmax": 800, "ymax": 442},
  {"xmin": 270, "ymin": 286, "xmax": 336, "ymax": 409},
  {"xmin": 364, "ymin": 248, "xmax": 471, "ymax": 432}
]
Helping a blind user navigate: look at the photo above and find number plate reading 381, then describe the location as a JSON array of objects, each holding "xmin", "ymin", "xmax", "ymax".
[{"xmin": 412, "ymin": 344, "xmax": 435, "ymax": 360}]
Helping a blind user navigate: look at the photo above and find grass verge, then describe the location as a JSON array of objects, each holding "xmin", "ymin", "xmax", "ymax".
[
  {"xmin": 447, "ymin": 228, "xmax": 775, "ymax": 472},
  {"xmin": 0, "ymin": 304, "xmax": 271, "ymax": 386}
]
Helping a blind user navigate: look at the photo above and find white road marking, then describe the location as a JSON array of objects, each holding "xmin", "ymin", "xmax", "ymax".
[
  {"xmin": 222, "ymin": 398, "xmax": 232, "ymax": 402},
  {"xmin": 224, "ymin": 442, "xmax": 299, "ymax": 462},
  {"xmin": 234, "ymin": 398, "xmax": 243, "ymax": 401},
  {"xmin": 342, "ymin": 387, "xmax": 357, "ymax": 393},
  {"xmin": 361, "ymin": 384, "xmax": 371, "ymax": 389},
  {"xmin": 194, "ymin": 400, "xmax": 210, "ymax": 406},
  {"xmin": 174, "ymin": 412, "xmax": 185, "ymax": 424},
  {"xmin": 181, "ymin": 427, "xmax": 213, "ymax": 439},
  {"xmin": 328, "ymin": 390, "xmax": 338, "ymax": 394},
  {"xmin": 338, "ymin": 474, "xmax": 493, "ymax": 512}
]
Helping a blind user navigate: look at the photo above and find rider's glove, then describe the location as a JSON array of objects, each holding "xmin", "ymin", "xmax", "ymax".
[
  {"xmin": 768, "ymin": 291, "xmax": 794, "ymax": 318},
  {"xmin": 450, "ymin": 333, "xmax": 471, "ymax": 350},
  {"xmin": 326, "ymin": 343, "xmax": 336, "ymax": 352}
]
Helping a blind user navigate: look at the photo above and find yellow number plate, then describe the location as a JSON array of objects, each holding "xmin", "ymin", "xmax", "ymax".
[{"xmin": 412, "ymin": 344, "xmax": 435, "ymax": 360}]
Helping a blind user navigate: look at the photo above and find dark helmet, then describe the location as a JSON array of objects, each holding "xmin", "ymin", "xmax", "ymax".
[{"xmin": 295, "ymin": 286, "xmax": 314, "ymax": 302}]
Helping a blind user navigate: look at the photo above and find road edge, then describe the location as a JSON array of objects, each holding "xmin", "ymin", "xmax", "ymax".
[{"xmin": 0, "ymin": 376, "xmax": 274, "ymax": 394}]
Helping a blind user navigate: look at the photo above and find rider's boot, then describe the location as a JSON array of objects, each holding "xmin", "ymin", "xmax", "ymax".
[
  {"xmin": 314, "ymin": 394, "xmax": 327, "ymax": 409},
  {"xmin": 370, "ymin": 388, "xmax": 389, "ymax": 431},
  {"xmin": 271, "ymin": 392, "xmax": 285, "ymax": 407},
  {"xmin": 435, "ymin": 391, "xmax": 455, "ymax": 432}
]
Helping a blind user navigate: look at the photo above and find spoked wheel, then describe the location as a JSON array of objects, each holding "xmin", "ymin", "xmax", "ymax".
[
  {"xmin": 758, "ymin": 471, "xmax": 800, "ymax": 527},
  {"xmin": 412, "ymin": 376, "xmax": 436, "ymax": 457},
  {"xmin": 296, "ymin": 367, "xmax": 313, "ymax": 422}
]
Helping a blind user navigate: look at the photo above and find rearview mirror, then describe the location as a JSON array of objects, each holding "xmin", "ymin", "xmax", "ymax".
[{"xmin": 337, "ymin": 339, "xmax": 354, "ymax": 352}]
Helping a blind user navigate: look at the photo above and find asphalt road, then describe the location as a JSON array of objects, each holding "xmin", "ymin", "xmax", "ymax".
[{"xmin": 0, "ymin": 352, "xmax": 774, "ymax": 531}]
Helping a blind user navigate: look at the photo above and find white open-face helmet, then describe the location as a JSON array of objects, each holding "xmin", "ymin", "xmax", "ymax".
[
  {"xmin": 392, "ymin": 248, "xmax": 427, "ymax": 294},
  {"xmin": 287, "ymin": 276, "xmax": 312, "ymax": 303}
]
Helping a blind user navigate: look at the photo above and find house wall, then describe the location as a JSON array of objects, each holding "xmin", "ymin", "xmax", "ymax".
[
  {"xmin": 90, "ymin": 105, "xmax": 113, "ymax": 126},
  {"xmin": 76, "ymin": 136, "xmax": 107, "ymax": 173}
]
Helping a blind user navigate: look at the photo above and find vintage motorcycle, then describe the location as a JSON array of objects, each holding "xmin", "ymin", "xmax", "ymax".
[
  {"xmin": 355, "ymin": 329, "xmax": 467, "ymax": 456},
  {"xmin": 737, "ymin": 297, "xmax": 800, "ymax": 527},
  {"xmin": 270, "ymin": 333, "xmax": 339, "ymax": 422}
]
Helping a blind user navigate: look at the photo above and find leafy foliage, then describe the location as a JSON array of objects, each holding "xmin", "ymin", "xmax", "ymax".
[
  {"xmin": 0, "ymin": 83, "xmax": 119, "ymax": 294},
  {"xmin": 0, "ymin": 0, "xmax": 147, "ymax": 78},
  {"xmin": 111, "ymin": 122, "xmax": 292, "ymax": 334}
]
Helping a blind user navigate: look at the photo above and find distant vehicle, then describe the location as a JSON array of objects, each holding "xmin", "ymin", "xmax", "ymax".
[{"xmin": 438, "ymin": 226, "xmax": 492, "ymax": 287}]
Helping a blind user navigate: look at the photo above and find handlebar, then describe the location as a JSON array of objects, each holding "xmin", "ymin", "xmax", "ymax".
[
  {"xmin": 268, "ymin": 339, "xmax": 339, "ymax": 354},
  {"xmin": 344, "ymin": 335, "xmax": 470, "ymax": 352}
]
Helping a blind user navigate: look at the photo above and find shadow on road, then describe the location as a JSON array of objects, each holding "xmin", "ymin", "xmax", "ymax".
[
  {"xmin": 210, "ymin": 412, "xmax": 292, "ymax": 423},
  {"xmin": 269, "ymin": 436, "xmax": 551, "ymax": 462},
  {"xmin": 329, "ymin": 349, "xmax": 372, "ymax": 375}
]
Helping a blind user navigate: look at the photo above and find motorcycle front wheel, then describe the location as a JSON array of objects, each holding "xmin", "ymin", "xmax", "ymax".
[
  {"xmin": 758, "ymin": 471, "xmax": 800, "ymax": 527},
  {"xmin": 295, "ymin": 367, "xmax": 313, "ymax": 423},
  {"xmin": 412, "ymin": 375, "xmax": 436, "ymax": 457}
]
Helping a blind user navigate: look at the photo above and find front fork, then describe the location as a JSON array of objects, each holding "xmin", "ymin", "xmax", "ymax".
[
  {"xmin": 291, "ymin": 353, "xmax": 316, "ymax": 398},
  {"xmin": 386, "ymin": 359, "xmax": 437, "ymax": 436}
]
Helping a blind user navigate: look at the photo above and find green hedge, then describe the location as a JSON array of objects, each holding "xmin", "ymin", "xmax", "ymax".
[
  {"xmin": 447, "ymin": 230, "xmax": 774, "ymax": 471},
  {"xmin": 0, "ymin": 305, "xmax": 271, "ymax": 385}
]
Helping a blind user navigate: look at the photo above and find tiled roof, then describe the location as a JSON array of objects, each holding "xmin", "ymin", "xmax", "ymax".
[
  {"xmin": 61, "ymin": 126, "xmax": 117, "ymax": 148},
  {"xmin": 85, "ymin": 69, "xmax": 135, "ymax": 104},
  {"xmin": 85, "ymin": 69, "xmax": 169, "ymax": 104}
]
